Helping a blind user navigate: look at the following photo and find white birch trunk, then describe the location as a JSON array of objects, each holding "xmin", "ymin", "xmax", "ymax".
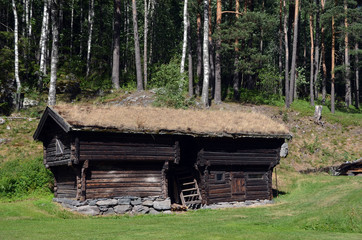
[
  {"xmin": 38, "ymin": 0, "xmax": 49, "ymax": 88},
  {"xmin": 48, "ymin": 0, "xmax": 59, "ymax": 106},
  {"xmin": 180, "ymin": 0, "xmax": 188, "ymax": 74},
  {"xmin": 201, "ymin": 0, "xmax": 209, "ymax": 107},
  {"xmin": 132, "ymin": 0, "xmax": 143, "ymax": 91},
  {"xmin": 86, "ymin": 0, "xmax": 95, "ymax": 77},
  {"xmin": 12, "ymin": 0, "xmax": 22, "ymax": 110},
  {"xmin": 28, "ymin": 0, "xmax": 32, "ymax": 37}
]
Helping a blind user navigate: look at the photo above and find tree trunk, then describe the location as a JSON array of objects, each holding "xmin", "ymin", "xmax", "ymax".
[
  {"xmin": 180, "ymin": 0, "xmax": 188, "ymax": 75},
  {"xmin": 188, "ymin": 19, "xmax": 193, "ymax": 97},
  {"xmin": 143, "ymin": 0, "xmax": 150, "ymax": 89},
  {"xmin": 331, "ymin": 14, "xmax": 335, "ymax": 114},
  {"xmin": 70, "ymin": 0, "xmax": 74, "ymax": 55},
  {"xmin": 112, "ymin": 0, "xmax": 121, "ymax": 89},
  {"xmin": 344, "ymin": 0, "xmax": 351, "ymax": 107},
  {"xmin": 214, "ymin": 0, "xmax": 222, "ymax": 104},
  {"xmin": 79, "ymin": 0, "xmax": 83, "ymax": 56},
  {"xmin": 132, "ymin": 0, "xmax": 143, "ymax": 91},
  {"xmin": 321, "ymin": 0, "xmax": 327, "ymax": 103},
  {"xmin": 284, "ymin": 0, "xmax": 290, "ymax": 108},
  {"xmin": 355, "ymin": 42, "xmax": 359, "ymax": 109},
  {"xmin": 38, "ymin": 0, "xmax": 50, "ymax": 89},
  {"xmin": 201, "ymin": 0, "xmax": 210, "ymax": 107},
  {"xmin": 314, "ymin": 0, "xmax": 320, "ymax": 101},
  {"xmin": 48, "ymin": 0, "xmax": 59, "ymax": 106},
  {"xmin": 289, "ymin": 0, "xmax": 299, "ymax": 106},
  {"xmin": 309, "ymin": 13, "xmax": 315, "ymax": 106},
  {"xmin": 12, "ymin": 0, "xmax": 21, "ymax": 110},
  {"xmin": 208, "ymin": 0, "xmax": 215, "ymax": 95},
  {"xmin": 86, "ymin": 0, "xmax": 94, "ymax": 77},
  {"xmin": 196, "ymin": 0, "xmax": 202, "ymax": 96},
  {"xmin": 278, "ymin": 0, "xmax": 283, "ymax": 96},
  {"xmin": 233, "ymin": 0, "xmax": 240, "ymax": 99}
]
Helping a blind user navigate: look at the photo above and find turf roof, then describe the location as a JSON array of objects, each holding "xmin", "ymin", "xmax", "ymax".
[{"xmin": 49, "ymin": 105, "xmax": 290, "ymax": 138}]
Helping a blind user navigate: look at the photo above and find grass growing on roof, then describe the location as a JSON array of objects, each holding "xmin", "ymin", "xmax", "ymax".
[
  {"xmin": 53, "ymin": 104, "xmax": 289, "ymax": 136},
  {"xmin": 0, "ymin": 174, "xmax": 361, "ymax": 240}
]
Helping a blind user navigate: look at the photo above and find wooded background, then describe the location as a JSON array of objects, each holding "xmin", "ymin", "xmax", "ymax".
[{"xmin": 0, "ymin": 0, "xmax": 361, "ymax": 111}]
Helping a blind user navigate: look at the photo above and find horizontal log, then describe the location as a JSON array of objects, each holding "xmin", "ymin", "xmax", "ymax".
[
  {"xmin": 80, "ymin": 154, "xmax": 173, "ymax": 160},
  {"xmin": 87, "ymin": 177, "xmax": 161, "ymax": 183},
  {"xmin": 208, "ymin": 183, "xmax": 231, "ymax": 190},
  {"xmin": 208, "ymin": 160, "xmax": 272, "ymax": 166},
  {"xmin": 205, "ymin": 156, "xmax": 276, "ymax": 161},
  {"xmin": 86, "ymin": 182, "xmax": 161, "ymax": 188},
  {"xmin": 47, "ymin": 160, "xmax": 71, "ymax": 166},
  {"xmin": 79, "ymin": 150, "xmax": 174, "ymax": 157},
  {"xmin": 87, "ymin": 176, "xmax": 161, "ymax": 183},
  {"xmin": 209, "ymin": 188, "xmax": 231, "ymax": 195},
  {"xmin": 90, "ymin": 170, "xmax": 161, "ymax": 175},
  {"xmin": 246, "ymin": 180, "xmax": 267, "ymax": 186},
  {"xmin": 80, "ymin": 141, "xmax": 172, "ymax": 148},
  {"xmin": 86, "ymin": 191, "xmax": 162, "ymax": 199},
  {"xmin": 80, "ymin": 145, "xmax": 174, "ymax": 151},
  {"xmin": 246, "ymin": 186, "xmax": 268, "ymax": 191},
  {"xmin": 203, "ymin": 152, "xmax": 276, "ymax": 158}
]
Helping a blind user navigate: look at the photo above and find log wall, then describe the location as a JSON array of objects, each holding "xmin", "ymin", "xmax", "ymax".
[
  {"xmin": 54, "ymin": 166, "xmax": 77, "ymax": 198},
  {"xmin": 85, "ymin": 162, "xmax": 164, "ymax": 199}
]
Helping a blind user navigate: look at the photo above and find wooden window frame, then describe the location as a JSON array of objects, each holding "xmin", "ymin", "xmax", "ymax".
[
  {"xmin": 214, "ymin": 172, "xmax": 225, "ymax": 183},
  {"xmin": 247, "ymin": 172, "xmax": 265, "ymax": 181}
]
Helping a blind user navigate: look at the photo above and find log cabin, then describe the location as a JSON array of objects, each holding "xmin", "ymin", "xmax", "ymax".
[{"xmin": 33, "ymin": 105, "xmax": 291, "ymax": 207}]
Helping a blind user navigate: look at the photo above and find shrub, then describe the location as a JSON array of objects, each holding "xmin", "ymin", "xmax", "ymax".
[
  {"xmin": 150, "ymin": 58, "xmax": 193, "ymax": 109},
  {"xmin": 0, "ymin": 157, "xmax": 53, "ymax": 199}
]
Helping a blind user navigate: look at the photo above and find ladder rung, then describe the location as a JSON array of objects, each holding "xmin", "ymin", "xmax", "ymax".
[
  {"xmin": 182, "ymin": 187, "xmax": 197, "ymax": 191},
  {"xmin": 186, "ymin": 200, "xmax": 202, "ymax": 204},
  {"xmin": 183, "ymin": 193, "xmax": 200, "ymax": 198},
  {"xmin": 182, "ymin": 181, "xmax": 195, "ymax": 185}
]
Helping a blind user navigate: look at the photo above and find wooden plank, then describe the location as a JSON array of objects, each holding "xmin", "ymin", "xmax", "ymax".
[
  {"xmin": 86, "ymin": 182, "xmax": 161, "ymax": 188},
  {"xmin": 79, "ymin": 155, "xmax": 173, "ymax": 161}
]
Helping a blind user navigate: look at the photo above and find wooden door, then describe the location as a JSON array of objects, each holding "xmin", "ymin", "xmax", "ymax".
[{"xmin": 231, "ymin": 172, "xmax": 245, "ymax": 196}]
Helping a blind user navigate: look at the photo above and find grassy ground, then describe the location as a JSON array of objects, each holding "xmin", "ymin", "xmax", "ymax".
[{"xmin": 0, "ymin": 174, "xmax": 361, "ymax": 240}]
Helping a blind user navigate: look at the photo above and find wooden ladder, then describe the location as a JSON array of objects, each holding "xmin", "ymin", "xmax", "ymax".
[{"xmin": 177, "ymin": 171, "xmax": 202, "ymax": 209}]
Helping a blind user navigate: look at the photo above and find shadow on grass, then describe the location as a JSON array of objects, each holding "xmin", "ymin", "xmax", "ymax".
[{"xmin": 272, "ymin": 189, "xmax": 287, "ymax": 198}]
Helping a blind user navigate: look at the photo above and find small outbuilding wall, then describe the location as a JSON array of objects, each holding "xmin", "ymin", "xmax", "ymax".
[{"xmin": 34, "ymin": 105, "xmax": 290, "ymax": 209}]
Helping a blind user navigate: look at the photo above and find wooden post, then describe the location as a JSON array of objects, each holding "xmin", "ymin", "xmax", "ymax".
[
  {"xmin": 80, "ymin": 160, "xmax": 89, "ymax": 201},
  {"xmin": 161, "ymin": 161, "xmax": 169, "ymax": 199}
]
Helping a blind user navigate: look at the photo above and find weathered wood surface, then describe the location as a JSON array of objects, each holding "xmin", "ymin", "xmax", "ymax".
[
  {"xmin": 54, "ymin": 166, "xmax": 77, "ymax": 199},
  {"xmin": 85, "ymin": 162, "xmax": 164, "ymax": 199}
]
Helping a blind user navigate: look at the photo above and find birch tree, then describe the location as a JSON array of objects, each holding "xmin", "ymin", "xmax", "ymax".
[
  {"xmin": 283, "ymin": 0, "xmax": 290, "ymax": 107},
  {"xmin": 86, "ymin": 0, "xmax": 94, "ymax": 77},
  {"xmin": 321, "ymin": 0, "xmax": 327, "ymax": 103},
  {"xmin": 48, "ymin": 0, "xmax": 60, "ymax": 106},
  {"xmin": 112, "ymin": 0, "xmax": 121, "ymax": 89},
  {"xmin": 313, "ymin": 0, "xmax": 320, "ymax": 101},
  {"xmin": 309, "ymin": 10, "xmax": 315, "ymax": 106},
  {"xmin": 214, "ymin": 0, "xmax": 222, "ymax": 104},
  {"xmin": 355, "ymin": 43, "xmax": 359, "ymax": 109},
  {"xmin": 196, "ymin": 0, "xmax": 202, "ymax": 96},
  {"xmin": 12, "ymin": 0, "xmax": 21, "ymax": 110},
  {"xmin": 201, "ymin": 0, "xmax": 209, "ymax": 107},
  {"xmin": 233, "ymin": 0, "xmax": 240, "ymax": 99},
  {"xmin": 143, "ymin": 0, "xmax": 151, "ymax": 89},
  {"xmin": 38, "ymin": 0, "xmax": 50, "ymax": 89},
  {"xmin": 132, "ymin": 0, "xmax": 143, "ymax": 91},
  {"xmin": 180, "ymin": 0, "xmax": 188, "ymax": 74},
  {"xmin": 288, "ymin": 0, "xmax": 300, "ymax": 107}
]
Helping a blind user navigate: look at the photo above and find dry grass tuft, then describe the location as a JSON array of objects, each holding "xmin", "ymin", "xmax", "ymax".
[{"xmin": 53, "ymin": 104, "xmax": 289, "ymax": 136}]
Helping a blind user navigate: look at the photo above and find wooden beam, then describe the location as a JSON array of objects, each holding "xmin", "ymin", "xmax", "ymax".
[{"xmin": 80, "ymin": 160, "xmax": 89, "ymax": 201}]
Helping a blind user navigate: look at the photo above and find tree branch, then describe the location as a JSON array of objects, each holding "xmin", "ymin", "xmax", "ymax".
[{"xmin": 0, "ymin": 22, "xmax": 13, "ymax": 32}]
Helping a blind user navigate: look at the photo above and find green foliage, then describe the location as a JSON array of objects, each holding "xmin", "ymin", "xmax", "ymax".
[
  {"xmin": 0, "ymin": 157, "xmax": 53, "ymax": 199},
  {"xmin": 151, "ymin": 59, "xmax": 193, "ymax": 109},
  {"xmin": 237, "ymin": 89, "xmax": 284, "ymax": 106},
  {"xmin": 256, "ymin": 65, "xmax": 281, "ymax": 95}
]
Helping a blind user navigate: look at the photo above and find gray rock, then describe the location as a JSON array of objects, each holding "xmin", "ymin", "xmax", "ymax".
[
  {"xmin": 102, "ymin": 208, "xmax": 115, "ymax": 215},
  {"xmin": 280, "ymin": 143, "xmax": 288, "ymax": 158},
  {"xmin": 0, "ymin": 117, "xmax": 5, "ymax": 125},
  {"xmin": 131, "ymin": 198, "xmax": 142, "ymax": 206},
  {"xmin": 153, "ymin": 199, "xmax": 171, "ymax": 210},
  {"xmin": 96, "ymin": 199, "xmax": 118, "ymax": 206},
  {"xmin": 22, "ymin": 98, "xmax": 39, "ymax": 108},
  {"xmin": 162, "ymin": 210, "xmax": 172, "ymax": 214},
  {"xmin": 76, "ymin": 206, "xmax": 100, "ymax": 216},
  {"xmin": 117, "ymin": 198, "xmax": 131, "ymax": 205},
  {"xmin": 142, "ymin": 200, "xmax": 154, "ymax": 207},
  {"xmin": 148, "ymin": 208, "xmax": 160, "ymax": 215},
  {"xmin": 99, "ymin": 206, "xmax": 109, "ymax": 212},
  {"xmin": 88, "ymin": 200, "xmax": 97, "ymax": 206},
  {"xmin": 133, "ymin": 205, "xmax": 149, "ymax": 214},
  {"xmin": 114, "ymin": 204, "xmax": 132, "ymax": 214}
]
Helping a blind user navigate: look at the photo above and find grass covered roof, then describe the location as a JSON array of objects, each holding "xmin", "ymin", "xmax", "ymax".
[{"xmin": 51, "ymin": 104, "xmax": 290, "ymax": 138}]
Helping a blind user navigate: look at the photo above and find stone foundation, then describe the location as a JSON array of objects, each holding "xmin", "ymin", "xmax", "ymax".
[
  {"xmin": 54, "ymin": 197, "xmax": 273, "ymax": 216},
  {"xmin": 53, "ymin": 196, "xmax": 171, "ymax": 216}
]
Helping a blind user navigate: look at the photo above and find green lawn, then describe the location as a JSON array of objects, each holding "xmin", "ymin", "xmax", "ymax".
[{"xmin": 0, "ymin": 174, "xmax": 361, "ymax": 240}]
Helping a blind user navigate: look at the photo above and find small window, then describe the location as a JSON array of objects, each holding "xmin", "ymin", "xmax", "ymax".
[
  {"xmin": 248, "ymin": 173, "xmax": 264, "ymax": 180},
  {"xmin": 56, "ymin": 139, "xmax": 64, "ymax": 156},
  {"xmin": 216, "ymin": 173, "xmax": 225, "ymax": 182}
]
